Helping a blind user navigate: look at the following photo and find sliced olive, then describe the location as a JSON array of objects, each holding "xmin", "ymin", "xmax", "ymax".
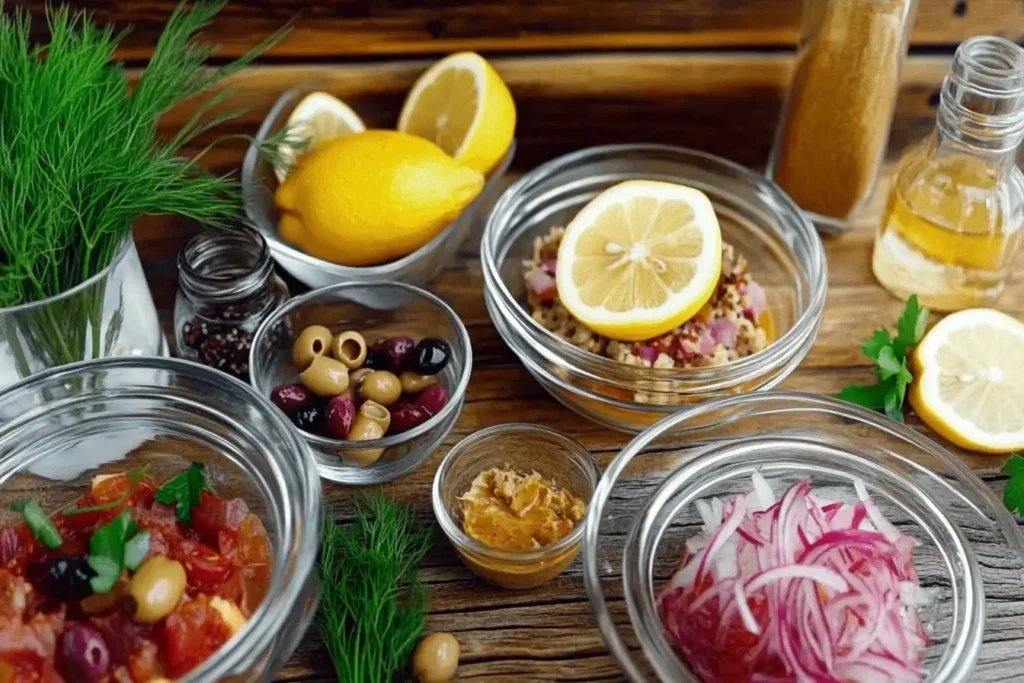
[
  {"xmin": 346, "ymin": 414, "xmax": 385, "ymax": 466},
  {"xmin": 358, "ymin": 370, "xmax": 402, "ymax": 406},
  {"xmin": 342, "ymin": 367, "xmax": 374, "ymax": 401},
  {"xmin": 292, "ymin": 325, "xmax": 333, "ymax": 371},
  {"xmin": 331, "ymin": 330, "xmax": 368, "ymax": 369},
  {"xmin": 358, "ymin": 400, "xmax": 391, "ymax": 433},
  {"xmin": 300, "ymin": 355, "xmax": 350, "ymax": 397}
]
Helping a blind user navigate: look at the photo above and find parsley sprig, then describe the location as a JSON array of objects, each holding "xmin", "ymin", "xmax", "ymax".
[
  {"xmin": 154, "ymin": 462, "xmax": 207, "ymax": 525},
  {"xmin": 1002, "ymin": 454, "xmax": 1024, "ymax": 515},
  {"xmin": 88, "ymin": 510, "xmax": 150, "ymax": 594},
  {"xmin": 838, "ymin": 295, "xmax": 929, "ymax": 422}
]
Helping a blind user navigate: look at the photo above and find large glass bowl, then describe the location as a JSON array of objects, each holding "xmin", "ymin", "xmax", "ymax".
[
  {"xmin": 241, "ymin": 83, "xmax": 515, "ymax": 290},
  {"xmin": 481, "ymin": 144, "xmax": 827, "ymax": 433},
  {"xmin": 583, "ymin": 392, "xmax": 1024, "ymax": 682},
  {"xmin": 0, "ymin": 357, "xmax": 321, "ymax": 682},
  {"xmin": 249, "ymin": 282, "xmax": 472, "ymax": 485}
]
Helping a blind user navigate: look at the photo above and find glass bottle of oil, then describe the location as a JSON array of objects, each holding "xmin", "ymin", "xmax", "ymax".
[{"xmin": 872, "ymin": 36, "xmax": 1024, "ymax": 311}]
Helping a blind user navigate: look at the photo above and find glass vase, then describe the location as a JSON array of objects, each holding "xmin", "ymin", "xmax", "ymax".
[{"xmin": 0, "ymin": 238, "xmax": 166, "ymax": 390}]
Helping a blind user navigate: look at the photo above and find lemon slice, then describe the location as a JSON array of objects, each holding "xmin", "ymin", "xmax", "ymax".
[
  {"xmin": 275, "ymin": 92, "xmax": 365, "ymax": 182},
  {"xmin": 398, "ymin": 52, "xmax": 515, "ymax": 175},
  {"xmin": 554, "ymin": 180, "xmax": 723, "ymax": 342},
  {"xmin": 909, "ymin": 308, "xmax": 1024, "ymax": 453}
]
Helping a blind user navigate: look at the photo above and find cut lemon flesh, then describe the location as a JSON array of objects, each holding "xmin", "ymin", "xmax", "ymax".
[
  {"xmin": 398, "ymin": 52, "xmax": 515, "ymax": 175},
  {"xmin": 909, "ymin": 308, "xmax": 1024, "ymax": 453},
  {"xmin": 554, "ymin": 180, "xmax": 723, "ymax": 342},
  {"xmin": 275, "ymin": 92, "xmax": 365, "ymax": 182}
]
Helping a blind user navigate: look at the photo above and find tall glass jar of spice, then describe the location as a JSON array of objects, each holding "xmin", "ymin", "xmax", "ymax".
[
  {"xmin": 767, "ymin": 0, "xmax": 917, "ymax": 231},
  {"xmin": 174, "ymin": 225, "xmax": 290, "ymax": 380}
]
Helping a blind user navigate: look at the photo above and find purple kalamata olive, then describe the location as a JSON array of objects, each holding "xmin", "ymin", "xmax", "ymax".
[
  {"xmin": 390, "ymin": 402, "xmax": 431, "ymax": 434},
  {"xmin": 375, "ymin": 336, "xmax": 416, "ymax": 371},
  {"xmin": 325, "ymin": 395, "xmax": 357, "ymax": 439},
  {"xmin": 270, "ymin": 384, "xmax": 313, "ymax": 413},
  {"xmin": 417, "ymin": 384, "xmax": 450, "ymax": 416},
  {"xmin": 60, "ymin": 623, "xmax": 111, "ymax": 682}
]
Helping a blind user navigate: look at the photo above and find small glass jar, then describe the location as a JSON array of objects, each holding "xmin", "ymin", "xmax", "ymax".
[
  {"xmin": 873, "ymin": 36, "xmax": 1024, "ymax": 311},
  {"xmin": 174, "ymin": 225, "xmax": 289, "ymax": 380}
]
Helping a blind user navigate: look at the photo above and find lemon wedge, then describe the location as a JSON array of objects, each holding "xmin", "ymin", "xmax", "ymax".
[
  {"xmin": 909, "ymin": 308, "xmax": 1024, "ymax": 453},
  {"xmin": 398, "ymin": 52, "xmax": 515, "ymax": 175},
  {"xmin": 275, "ymin": 92, "xmax": 365, "ymax": 182},
  {"xmin": 554, "ymin": 180, "xmax": 723, "ymax": 342}
]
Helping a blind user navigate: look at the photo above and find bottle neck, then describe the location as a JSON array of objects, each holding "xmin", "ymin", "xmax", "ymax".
[
  {"xmin": 935, "ymin": 36, "xmax": 1024, "ymax": 175},
  {"xmin": 177, "ymin": 225, "xmax": 275, "ymax": 307}
]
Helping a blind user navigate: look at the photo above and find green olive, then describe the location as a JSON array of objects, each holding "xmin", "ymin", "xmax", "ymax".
[
  {"xmin": 399, "ymin": 371, "xmax": 438, "ymax": 395},
  {"xmin": 300, "ymin": 355, "xmax": 350, "ymax": 397},
  {"xmin": 343, "ymin": 367, "xmax": 374, "ymax": 401},
  {"xmin": 358, "ymin": 370, "xmax": 402, "ymax": 406},
  {"xmin": 128, "ymin": 555, "xmax": 186, "ymax": 623},
  {"xmin": 346, "ymin": 414, "xmax": 384, "ymax": 466},
  {"xmin": 412, "ymin": 632, "xmax": 460, "ymax": 683},
  {"xmin": 358, "ymin": 400, "xmax": 391, "ymax": 432},
  {"xmin": 332, "ymin": 330, "xmax": 367, "ymax": 369},
  {"xmin": 292, "ymin": 325, "xmax": 333, "ymax": 371}
]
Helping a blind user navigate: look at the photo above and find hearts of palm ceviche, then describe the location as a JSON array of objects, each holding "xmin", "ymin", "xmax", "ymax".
[
  {"xmin": 659, "ymin": 473, "xmax": 929, "ymax": 683},
  {"xmin": 0, "ymin": 463, "xmax": 271, "ymax": 681},
  {"xmin": 523, "ymin": 181, "xmax": 770, "ymax": 370}
]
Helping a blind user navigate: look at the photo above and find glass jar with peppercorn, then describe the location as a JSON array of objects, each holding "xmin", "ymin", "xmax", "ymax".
[{"xmin": 174, "ymin": 226, "xmax": 289, "ymax": 380}]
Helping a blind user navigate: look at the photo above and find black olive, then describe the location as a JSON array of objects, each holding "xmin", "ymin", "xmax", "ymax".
[
  {"xmin": 292, "ymin": 401, "xmax": 326, "ymax": 435},
  {"xmin": 412, "ymin": 338, "xmax": 451, "ymax": 375},
  {"xmin": 46, "ymin": 556, "xmax": 95, "ymax": 601},
  {"xmin": 362, "ymin": 348, "xmax": 388, "ymax": 370}
]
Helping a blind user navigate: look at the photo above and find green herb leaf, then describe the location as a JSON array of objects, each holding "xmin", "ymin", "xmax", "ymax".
[
  {"xmin": 1003, "ymin": 454, "xmax": 1024, "ymax": 515},
  {"xmin": 896, "ymin": 294, "xmax": 930, "ymax": 351},
  {"xmin": 884, "ymin": 385, "xmax": 905, "ymax": 423},
  {"xmin": 124, "ymin": 531, "xmax": 150, "ymax": 572},
  {"xmin": 10, "ymin": 499, "xmax": 62, "ymax": 549},
  {"xmin": 155, "ymin": 463, "xmax": 206, "ymax": 526},
  {"xmin": 318, "ymin": 495, "xmax": 434, "ymax": 683},
  {"xmin": 860, "ymin": 329, "xmax": 893, "ymax": 362},
  {"xmin": 836, "ymin": 383, "xmax": 890, "ymax": 410},
  {"xmin": 88, "ymin": 511, "xmax": 138, "ymax": 594},
  {"xmin": 876, "ymin": 346, "xmax": 902, "ymax": 380}
]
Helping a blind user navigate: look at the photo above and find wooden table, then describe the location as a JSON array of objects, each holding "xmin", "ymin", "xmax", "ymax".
[{"xmin": 20, "ymin": 0, "xmax": 1022, "ymax": 678}]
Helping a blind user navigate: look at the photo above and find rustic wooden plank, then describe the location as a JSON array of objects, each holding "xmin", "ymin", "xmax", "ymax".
[
  {"xmin": 18, "ymin": 0, "xmax": 1023, "ymax": 58},
  {"xmin": 145, "ymin": 52, "xmax": 946, "ymax": 177}
]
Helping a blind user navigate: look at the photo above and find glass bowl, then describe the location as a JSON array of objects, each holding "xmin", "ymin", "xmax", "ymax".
[
  {"xmin": 241, "ymin": 83, "xmax": 516, "ymax": 290},
  {"xmin": 250, "ymin": 282, "xmax": 472, "ymax": 485},
  {"xmin": 583, "ymin": 392, "xmax": 1024, "ymax": 682},
  {"xmin": 481, "ymin": 144, "xmax": 827, "ymax": 433},
  {"xmin": 0, "ymin": 357, "xmax": 321, "ymax": 682},
  {"xmin": 432, "ymin": 424, "xmax": 600, "ymax": 589}
]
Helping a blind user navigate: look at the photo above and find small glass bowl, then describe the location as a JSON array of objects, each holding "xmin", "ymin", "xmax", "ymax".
[
  {"xmin": 432, "ymin": 424, "xmax": 600, "ymax": 589},
  {"xmin": 241, "ymin": 83, "xmax": 516, "ymax": 290},
  {"xmin": 481, "ymin": 144, "xmax": 827, "ymax": 433},
  {"xmin": 0, "ymin": 357, "xmax": 321, "ymax": 681},
  {"xmin": 583, "ymin": 392, "xmax": 1024, "ymax": 682},
  {"xmin": 250, "ymin": 282, "xmax": 472, "ymax": 485}
]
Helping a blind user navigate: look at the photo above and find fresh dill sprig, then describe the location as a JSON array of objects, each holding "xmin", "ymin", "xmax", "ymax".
[
  {"xmin": 0, "ymin": 1, "xmax": 286, "ymax": 370},
  {"xmin": 255, "ymin": 123, "xmax": 312, "ymax": 181},
  {"xmin": 318, "ymin": 495, "xmax": 434, "ymax": 683}
]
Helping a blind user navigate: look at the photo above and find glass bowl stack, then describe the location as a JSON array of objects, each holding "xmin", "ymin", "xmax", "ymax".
[
  {"xmin": 583, "ymin": 392, "xmax": 1024, "ymax": 682},
  {"xmin": 481, "ymin": 144, "xmax": 827, "ymax": 433},
  {"xmin": 241, "ymin": 83, "xmax": 516, "ymax": 290},
  {"xmin": 0, "ymin": 358, "xmax": 321, "ymax": 681},
  {"xmin": 250, "ymin": 282, "xmax": 472, "ymax": 485}
]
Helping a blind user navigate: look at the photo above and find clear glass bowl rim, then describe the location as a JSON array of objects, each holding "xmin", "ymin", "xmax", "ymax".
[
  {"xmin": 582, "ymin": 390, "xmax": 1024, "ymax": 683},
  {"xmin": 0, "ymin": 356, "xmax": 322, "ymax": 682},
  {"xmin": 480, "ymin": 143, "xmax": 828, "ymax": 387},
  {"xmin": 249, "ymin": 280, "xmax": 473, "ymax": 450},
  {"xmin": 431, "ymin": 423, "xmax": 601, "ymax": 564},
  {"xmin": 241, "ymin": 83, "xmax": 517, "ymax": 279}
]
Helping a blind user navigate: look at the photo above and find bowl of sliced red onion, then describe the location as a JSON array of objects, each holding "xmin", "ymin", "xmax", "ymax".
[{"xmin": 583, "ymin": 392, "xmax": 1024, "ymax": 683}]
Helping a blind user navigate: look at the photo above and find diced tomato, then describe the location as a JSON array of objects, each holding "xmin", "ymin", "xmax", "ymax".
[
  {"xmin": 0, "ymin": 655, "xmax": 63, "ymax": 683},
  {"xmin": 127, "ymin": 639, "xmax": 162, "ymax": 683},
  {"xmin": 161, "ymin": 595, "xmax": 232, "ymax": 678},
  {"xmin": 92, "ymin": 476, "xmax": 156, "ymax": 506},
  {"xmin": 172, "ymin": 540, "xmax": 233, "ymax": 595},
  {"xmin": 191, "ymin": 493, "xmax": 248, "ymax": 542},
  {"xmin": 231, "ymin": 515, "xmax": 272, "ymax": 615}
]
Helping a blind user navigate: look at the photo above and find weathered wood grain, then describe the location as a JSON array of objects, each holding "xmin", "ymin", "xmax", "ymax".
[
  {"xmin": 15, "ymin": 0, "xmax": 1022, "ymax": 58},
  {"xmin": 128, "ymin": 156, "xmax": 1024, "ymax": 680},
  {"xmin": 143, "ymin": 53, "xmax": 947, "ymax": 176}
]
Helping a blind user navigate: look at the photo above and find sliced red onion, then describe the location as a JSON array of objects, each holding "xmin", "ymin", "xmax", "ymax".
[
  {"xmin": 745, "ymin": 281, "xmax": 767, "ymax": 318},
  {"xmin": 633, "ymin": 344, "xmax": 659, "ymax": 366},
  {"xmin": 543, "ymin": 257, "xmax": 558, "ymax": 275},
  {"xmin": 698, "ymin": 330, "xmax": 715, "ymax": 356},
  {"xmin": 709, "ymin": 318, "xmax": 738, "ymax": 349}
]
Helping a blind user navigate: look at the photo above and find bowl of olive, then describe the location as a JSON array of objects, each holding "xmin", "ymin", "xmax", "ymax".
[{"xmin": 250, "ymin": 282, "xmax": 472, "ymax": 484}]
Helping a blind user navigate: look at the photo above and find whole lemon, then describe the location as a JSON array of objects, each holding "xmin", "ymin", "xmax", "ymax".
[{"xmin": 275, "ymin": 130, "xmax": 484, "ymax": 266}]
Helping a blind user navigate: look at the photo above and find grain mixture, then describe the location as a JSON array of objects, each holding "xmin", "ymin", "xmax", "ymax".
[{"xmin": 523, "ymin": 227, "xmax": 769, "ymax": 369}]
